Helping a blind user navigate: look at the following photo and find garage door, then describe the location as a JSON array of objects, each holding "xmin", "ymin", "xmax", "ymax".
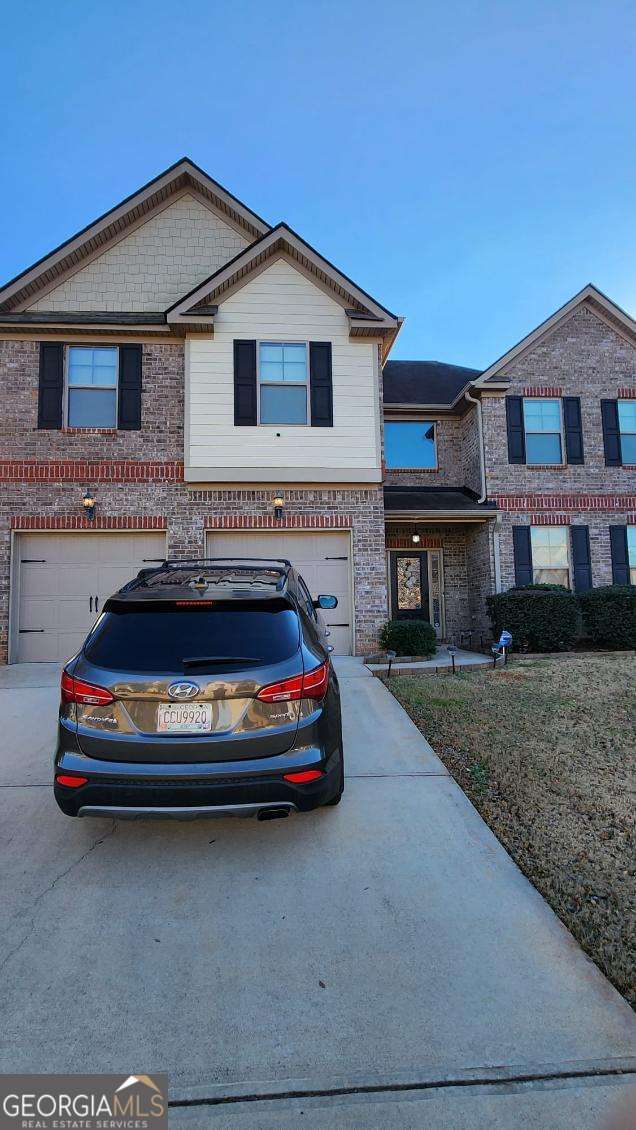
[
  {"xmin": 206, "ymin": 530, "xmax": 353, "ymax": 654},
  {"xmin": 15, "ymin": 532, "xmax": 166, "ymax": 663}
]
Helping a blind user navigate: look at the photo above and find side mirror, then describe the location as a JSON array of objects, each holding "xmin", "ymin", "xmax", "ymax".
[{"xmin": 314, "ymin": 594, "xmax": 338, "ymax": 610}]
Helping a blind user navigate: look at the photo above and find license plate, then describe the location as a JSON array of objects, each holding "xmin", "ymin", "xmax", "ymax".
[{"xmin": 157, "ymin": 702, "xmax": 213, "ymax": 733}]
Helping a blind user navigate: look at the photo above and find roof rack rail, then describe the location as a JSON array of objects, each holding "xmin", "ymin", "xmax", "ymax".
[
  {"xmin": 125, "ymin": 558, "xmax": 294, "ymax": 593},
  {"xmin": 161, "ymin": 557, "xmax": 293, "ymax": 568}
]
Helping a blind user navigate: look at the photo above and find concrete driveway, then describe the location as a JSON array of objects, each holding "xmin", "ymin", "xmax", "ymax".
[{"xmin": 0, "ymin": 657, "xmax": 634, "ymax": 1128}]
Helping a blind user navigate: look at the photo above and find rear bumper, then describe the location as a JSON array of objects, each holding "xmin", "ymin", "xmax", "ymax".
[{"xmin": 54, "ymin": 746, "xmax": 342, "ymax": 817}]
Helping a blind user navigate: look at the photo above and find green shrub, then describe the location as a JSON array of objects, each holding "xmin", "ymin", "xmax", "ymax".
[
  {"xmin": 578, "ymin": 586, "xmax": 636, "ymax": 649},
  {"xmin": 487, "ymin": 586, "xmax": 579, "ymax": 652},
  {"xmin": 379, "ymin": 619, "xmax": 437, "ymax": 657}
]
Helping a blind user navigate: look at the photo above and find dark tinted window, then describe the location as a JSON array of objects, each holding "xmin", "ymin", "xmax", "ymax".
[{"xmin": 84, "ymin": 600, "xmax": 300, "ymax": 673}]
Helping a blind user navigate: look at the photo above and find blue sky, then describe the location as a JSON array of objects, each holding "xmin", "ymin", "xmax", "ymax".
[{"xmin": 1, "ymin": 0, "xmax": 634, "ymax": 368}]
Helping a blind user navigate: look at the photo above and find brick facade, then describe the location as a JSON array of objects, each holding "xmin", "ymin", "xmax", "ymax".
[
  {"xmin": 482, "ymin": 305, "xmax": 636, "ymax": 495},
  {"xmin": 0, "ymin": 479, "xmax": 387, "ymax": 662},
  {"xmin": 481, "ymin": 303, "xmax": 636, "ymax": 600},
  {"xmin": 1, "ymin": 243, "xmax": 635, "ymax": 664}
]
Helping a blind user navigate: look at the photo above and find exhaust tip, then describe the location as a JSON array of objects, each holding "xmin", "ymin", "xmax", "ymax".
[{"xmin": 257, "ymin": 807, "xmax": 290, "ymax": 821}]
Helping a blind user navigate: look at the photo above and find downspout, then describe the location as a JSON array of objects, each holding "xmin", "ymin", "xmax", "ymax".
[
  {"xmin": 464, "ymin": 385, "xmax": 503, "ymax": 592},
  {"xmin": 463, "ymin": 386, "xmax": 486, "ymax": 503}
]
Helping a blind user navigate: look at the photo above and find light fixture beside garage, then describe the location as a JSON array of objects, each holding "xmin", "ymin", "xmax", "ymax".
[
  {"xmin": 412, "ymin": 532, "xmax": 421, "ymax": 544},
  {"xmin": 273, "ymin": 494, "xmax": 285, "ymax": 520},
  {"xmin": 82, "ymin": 488, "xmax": 96, "ymax": 522}
]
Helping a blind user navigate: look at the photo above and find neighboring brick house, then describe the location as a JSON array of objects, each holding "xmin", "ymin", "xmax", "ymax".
[{"xmin": 0, "ymin": 159, "xmax": 634, "ymax": 663}]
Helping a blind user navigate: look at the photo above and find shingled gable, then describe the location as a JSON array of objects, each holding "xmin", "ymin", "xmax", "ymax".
[
  {"xmin": 472, "ymin": 283, "xmax": 636, "ymax": 386},
  {"xmin": 0, "ymin": 157, "xmax": 270, "ymax": 314},
  {"xmin": 164, "ymin": 222, "xmax": 402, "ymax": 357}
]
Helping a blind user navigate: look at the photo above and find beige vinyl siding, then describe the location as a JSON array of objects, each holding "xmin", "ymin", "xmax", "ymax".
[
  {"xmin": 27, "ymin": 195, "xmax": 249, "ymax": 312},
  {"xmin": 186, "ymin": 257, "xmax": 382, "ymax": 482}
]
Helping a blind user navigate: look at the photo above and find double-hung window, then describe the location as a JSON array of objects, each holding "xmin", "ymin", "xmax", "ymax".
[
  {"xmin": 618, "ymin": 400, "xmax": 636, "ymax": 464},
  {"xmin": 523, "ymin": 398, "xmax": 563, "ymax": 465},
  {"xmin": 385, "ymin": 421, "xmax": 437, "ymax": 468},
  {"xmin": 628, "ymin": 527, "xmax": 636, "ymax": 585},
  {"xmin": 530, "ymin": 526, "xmax": 570, "ymax": 587},
  {"xmin": 258, "ymin": 342, "xmax": 308, "ymax": 425},
  {"xmin": 67, "ymin": 346, "xmax": 118, "ymax": 427}
]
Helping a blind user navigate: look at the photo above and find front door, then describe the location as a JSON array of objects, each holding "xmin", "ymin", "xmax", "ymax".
[{"xmin": 390, "ymin": 552, "xmax": 430, "ymax": 622}]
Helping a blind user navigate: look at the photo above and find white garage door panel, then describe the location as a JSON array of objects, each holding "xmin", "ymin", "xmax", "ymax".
[
  {"xmin": 16, "ymin": 533, "xmax": 166, "ymax": 663},
  {"xmin": 206, "ymin": 530, "xmax": 353, "ymax": 654}
]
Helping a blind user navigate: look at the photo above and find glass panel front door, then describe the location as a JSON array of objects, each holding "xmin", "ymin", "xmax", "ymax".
[{"xmin": 390, "ymin": 552, "xmax": 430, "ymax": 621}]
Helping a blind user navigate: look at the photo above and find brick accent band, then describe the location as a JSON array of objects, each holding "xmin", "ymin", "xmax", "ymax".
[
  {"xmin": 522, "ymin": 386, "xmax": 563, "ymax": 397},
  {"xmin": 205, "ymin": 515, "xmax": 353, "ymax": 530},
  {"xmin": 0, "ymin": 461, "xmax": 184, "ymax": 482},
  {"xmin": 386, "ymin": 535, "xmax": 443, "ymax": 549},
  {"xmin": 11, "ymin": 516, "xmax": 168, "ymax": 531},
  {"xmin": 493, "ymin": 494, "xmax": 636, "ymax": 511},
  {"xmin": 618, "ymin": 387, "xmax": 636, "ymax": 399},
  {"xmin": 530, "ymin": 514, "xmax": 571, "ymax": 525}
]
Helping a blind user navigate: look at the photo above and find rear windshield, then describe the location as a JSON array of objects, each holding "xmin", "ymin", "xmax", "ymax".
[{"xmin": 84, "ymin": 599, "xmax": 300, "ymax": 673}]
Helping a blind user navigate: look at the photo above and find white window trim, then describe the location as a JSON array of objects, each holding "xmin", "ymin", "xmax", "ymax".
[
  {"xmin": 256, "ymin": 340, "xmax": 310, "ymax": 428},
  {"xmin": 530, "ymin": 525, "xmax": 571, "ymax": 587},
  {"xmin": 384, "ymin": 419, "xmax": 438, "ymax": 470},
  {"xmin": 523, "ymin": 396, "xmax": 565, "ymax": 467},
  {"xmin": 64, "ymin": 344, "xmax": 119, "ymax": 430}
]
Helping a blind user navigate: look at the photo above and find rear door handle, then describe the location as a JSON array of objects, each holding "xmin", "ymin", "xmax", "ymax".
[
  {"xmin": 95, "ymin": 595, "xmax": 99, "ymax": 614},
  {"xmin": 89, "ymin": 596, "xmax": 93, "ymax": 613}
]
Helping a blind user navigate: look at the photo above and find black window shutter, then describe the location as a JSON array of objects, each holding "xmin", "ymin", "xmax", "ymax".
[
  {"xmin": 512, "ymin": 526, "xmax": 533, "ymax": 586},
  {"xmin": 234, "ymin": 340, "xmax": 257, "ymax": 425},
  {"xmin": 563, "ymin": 396, "xmax": 584, "ymax": 464},
  {"xmin": 609, "ymin": 526, "xmax": 629, "ymax": 585},
  {"xmin": 118, "ymin": 344, "xmax": 142, "ymax": 430},
  {"xmin": 506, "ymin": 396, "xmax": 526, "ymax": 464},
  {"xmin": 37, "ymin": 342, "xmax": 64, "ymax": 429},
  {"xmin": 309, "ymin": 341, "xmax": 333, "ymax": 427},
  {"xmin": 601, "ymin": 400, "xmax": 621, "ymax": 466},
  {"xmin": 571, "ymin": 526, "xmax": 592, "ymax": 591}
]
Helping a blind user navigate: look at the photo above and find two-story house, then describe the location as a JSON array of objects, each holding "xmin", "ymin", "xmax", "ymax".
[
  {"xmin": 382, "ymin": 287, "xmax": 636, "ymax": 642},
  {"xmin": 0, "ymin": 159, "xmax": 634, "ymax": 664}
]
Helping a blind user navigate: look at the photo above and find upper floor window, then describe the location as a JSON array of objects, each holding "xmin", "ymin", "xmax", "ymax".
[
  {"xmin": 258, "ymin": 342, "xmax": 308, "ymax": 425},
  {"xmin": 67, "ymin": 346, "xmax": 118, "ymax": 428},
  {"xmin": 530, "ymin": 526, "xmax": 570, "ymax": 587},
  {"xmin": 385, "ymin": 421, "xmax": 436, "ymax": 468},
  {"xmin": 618, "ymin": 400, "xmax": 636, "ymax": 464},
  {"xmin": 523, "ymin": 398, "xmax": 562, "ymax": 465},
  {"xmin": 628, "ymin": 527, "xmax": 636, "ymax": 585}
]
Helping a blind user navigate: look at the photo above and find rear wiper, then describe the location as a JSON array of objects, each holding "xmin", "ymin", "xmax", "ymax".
[{"xmin": 182, "ymin": 656, "xmax": 262, "ymax": 667}]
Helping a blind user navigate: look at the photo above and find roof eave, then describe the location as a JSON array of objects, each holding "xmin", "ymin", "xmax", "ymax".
[{"xmin": 385, "ymin": 509, "xmax": 497, "ymax": 522}]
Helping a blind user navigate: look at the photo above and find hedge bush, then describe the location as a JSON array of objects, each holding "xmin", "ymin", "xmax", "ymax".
[
  {"xmin": 578, "ymin": 585, "xmax": 636, "ymax": 649},
  {"xmin": 486, "ymin": 586, "xmax": 579, "ymax": 652},
  {"xmin": 379, "ymin": 619, "xmax": 437, "ymax": 657}
]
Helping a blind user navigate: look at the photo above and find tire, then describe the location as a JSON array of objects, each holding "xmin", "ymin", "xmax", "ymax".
[{"xmin": 323, "ymin": 751, "xmax": 344, "ymax": 806}]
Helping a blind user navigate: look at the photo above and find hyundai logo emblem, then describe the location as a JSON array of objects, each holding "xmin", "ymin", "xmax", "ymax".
[{"xmin": 167, "ymin": 681, "xmax": 200, "ymax": 701}]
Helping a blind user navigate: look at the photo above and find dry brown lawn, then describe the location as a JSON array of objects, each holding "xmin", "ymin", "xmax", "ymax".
[{"xmin": 388, "ymin": 654, "xmax": 636, "ymax": 1006}]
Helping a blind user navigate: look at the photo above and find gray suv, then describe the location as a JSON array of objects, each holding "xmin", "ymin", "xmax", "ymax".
[{"xmin": 54, "ymin": 559, "xmax": 344, "ymax": 819}]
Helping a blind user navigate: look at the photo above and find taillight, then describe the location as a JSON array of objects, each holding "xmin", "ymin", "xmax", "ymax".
[
  {"xmin": 55, "ymin": 774, "xmax": 88, "ymax": 788},
  {"xmin": 256, "ymin": 661, "xmax": 329, "ymax": 704},
  {"xmin": 61, "ymin": 670, "xmax": 114, "ymax": 706}
]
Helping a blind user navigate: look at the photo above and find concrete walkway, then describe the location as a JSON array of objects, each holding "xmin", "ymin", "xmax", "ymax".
[{"xmin": 0, "ymin": 657, "xmax": 633, "ymax": 1128}]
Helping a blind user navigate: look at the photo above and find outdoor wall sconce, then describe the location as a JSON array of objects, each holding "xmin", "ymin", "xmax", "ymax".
[
  {"xmin": 273, "ymin": 495, "xmax": 285, "ymax": 520},
  {"xmin": 83, "ymin": 488, "xmax": 96, "ymax": 522},
  {"xmin": 412, "ymin": 533, "xmax": 421, "ymax": 544}
]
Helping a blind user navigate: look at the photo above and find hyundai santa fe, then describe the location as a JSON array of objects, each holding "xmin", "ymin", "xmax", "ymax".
[{"xmin": 54, "ymin": 559, "xmax": 344, "ymax": 819}]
